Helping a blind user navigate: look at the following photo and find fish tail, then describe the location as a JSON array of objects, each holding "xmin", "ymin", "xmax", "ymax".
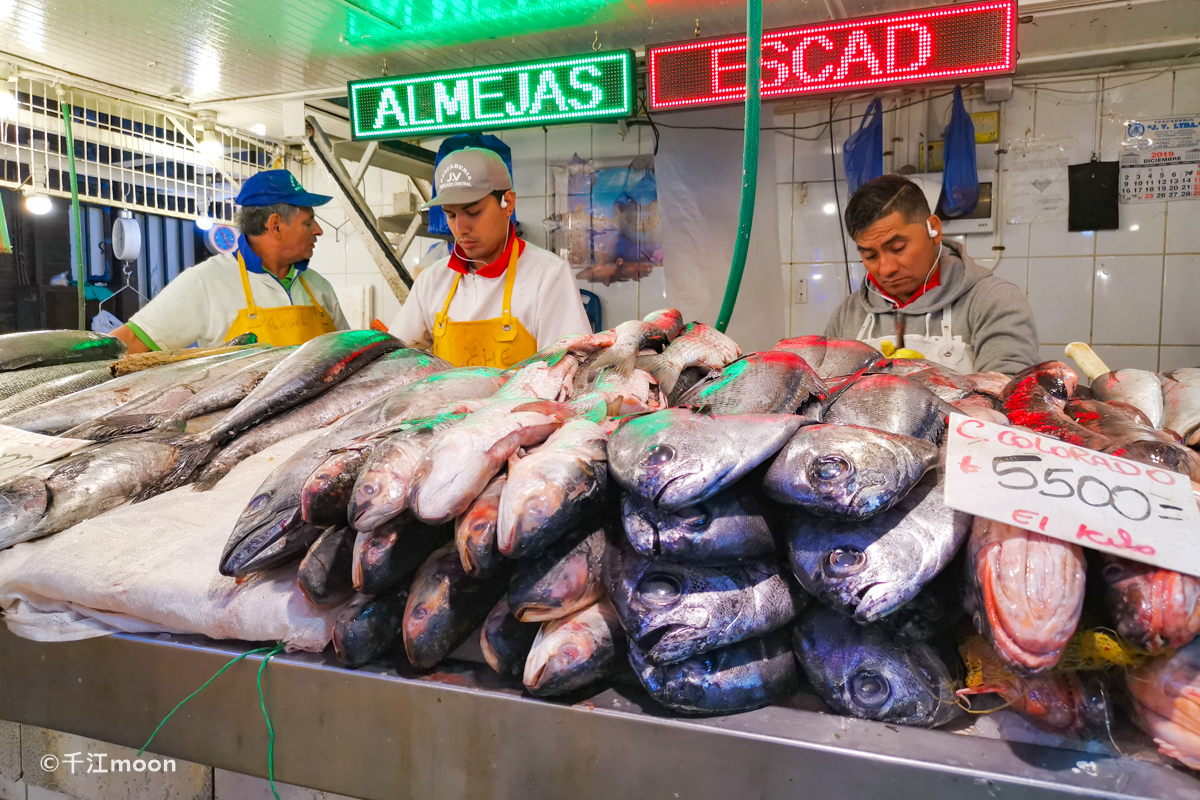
[
  {"xmin": 587, "ymin": 344, "xmax": 636, "ymax": 379},
  {"xmin": 132, "ymin": 435, "xmax": 217, "ymax": 502},
  {"xmin": 636, "ymin": 353, "xmax": 683, "ymax": 396},
  {"xmin": 73, "ymin": 413, "xmax": 163, "ymax": 441}
]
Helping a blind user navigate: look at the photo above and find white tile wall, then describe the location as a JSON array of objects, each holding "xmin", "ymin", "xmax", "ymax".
[{"xmin": 775, "ymin": 65, "xmax": 1200, "ymax": 371}]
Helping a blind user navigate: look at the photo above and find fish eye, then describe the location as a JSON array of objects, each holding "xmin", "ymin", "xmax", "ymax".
[
  {"xmin": 1102, "ymin": 563, "xmax": 1124, "ymax": 582},
  {"xmin": 248, "ymin": 492, "xmax": 272, "ymax": 511},
  {"xmin": 826, "ymin": 546, "xmax": 866, "ymax": 576},
  {"xmin": 850, "ymin": 670, "xmax": 891, "ymax": 708},
  {"xmin": 645, "ymin": 444, "xmax": 676, "ymax": 466},
  {"xmin": 637, "ymin": 573, "xmax": 682, "ymax": 606},
  {"xmin": 810, "ymin": 455, "xmax": 853, "ymax": 483}
]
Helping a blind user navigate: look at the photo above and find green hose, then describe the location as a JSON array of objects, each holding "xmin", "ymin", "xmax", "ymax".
[
  {"xmin": 714, "ymin": 0, "xmax": 763, "ymax": 334},
  {"xmin": 60, "ymin": 98, "xmax": 87, "ymax": 330}
]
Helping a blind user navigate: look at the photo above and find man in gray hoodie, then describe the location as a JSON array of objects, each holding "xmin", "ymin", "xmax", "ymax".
[{"xmin": 823, "ymin": 174, "xmax": 1039, "ymax": 375}]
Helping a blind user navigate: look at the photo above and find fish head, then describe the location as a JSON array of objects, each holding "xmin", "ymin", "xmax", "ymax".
[
  {"xmin": 0, "ymin": 475, "xmax": 48, "ymax": 543},
  {"xmin": 795, "ymin": 609, "xmax": 960, "ymax": 727},
  {"xmin": 402, "ymin": 549, "xmax": 459, "ymax": 665},
  {"xmin": 609, "ymin": 410, "xmax": 728, "ymax": 509},
  {"xmin": 1100, "ymin": 555, "xmax": 1200, "ymax": 652},
  {"xmin": 764, "ymin": 425, "xmax": 937, "ymax": 518},
  {"xmin": 523, "ymin": 600, "xmax": 621, "ymax": 694},
  {"xmin": 509, "ymin": 530, "xmax": 606, "ymax": 621},
  {"xmin": 221, "ymin": 485, "xmax": 305, "ymax": 576},
  {"xmin": 221, "ymin": 512, "xmax": 320, "ymax": 577},
  {"xmin": 1004, "ymin": 362, "xmax": 1078, "ymax": 404}
]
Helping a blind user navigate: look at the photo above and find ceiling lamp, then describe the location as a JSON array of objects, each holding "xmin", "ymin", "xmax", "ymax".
[
  {"xmin": 196, "ymin": 110, "xmax": 223, "ymax": 159},
  {"xmin": 22, "ymin": 186, "xmax": 50, "ymax": 215}
]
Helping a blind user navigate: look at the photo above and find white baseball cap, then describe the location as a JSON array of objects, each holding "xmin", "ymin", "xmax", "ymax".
[{"xmin": 423, "ymin": 147, "xmax": 514, "ymax": 208}]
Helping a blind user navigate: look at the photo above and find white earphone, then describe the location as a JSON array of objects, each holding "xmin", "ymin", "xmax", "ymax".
[
  {"xmin": 926, "ymin": 218, "xmax": 937, "ymax": 238},
  {"xmin": 500, "ymin": 196, "xmax": 509, "ymax": 208}
]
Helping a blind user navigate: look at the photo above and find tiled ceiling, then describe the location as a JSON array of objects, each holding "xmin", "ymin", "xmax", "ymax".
[{"xmin": 0, "ymin": 0, "xmax": 1195, "ymax": 133}]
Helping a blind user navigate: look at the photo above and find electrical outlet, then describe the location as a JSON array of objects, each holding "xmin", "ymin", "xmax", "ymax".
[{"xmin": 794, "ymin": 278, "xmax": 807, "ymax": 304}]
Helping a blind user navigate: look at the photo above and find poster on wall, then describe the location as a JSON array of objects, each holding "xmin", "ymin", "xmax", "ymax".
[
  {"xmin": 1003, "ymin": 138, "xmax": 1075, "ymax": 224},
  {"xmin": 549, "ymin": 154, "xmax": 662, "ymax": 284},
  {"xmin": 1120, "ymin": 115, "xmax": 1200, "ymax": 203}
]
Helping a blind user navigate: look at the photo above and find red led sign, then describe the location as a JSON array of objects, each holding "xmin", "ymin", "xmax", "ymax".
[{"xmin": 647, "ymin": 0, "xmax": 1016, "ymax": 110}]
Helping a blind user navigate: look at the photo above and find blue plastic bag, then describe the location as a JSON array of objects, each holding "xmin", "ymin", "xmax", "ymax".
[
  {"xmin": 941, "ymin": 86, "xmax": 979, "ymax": 217},
  {"xmin": 843, "ymin": 98, "xmax": 883, "ymax": 195},
  {"xmin": 427, "ymin": 134, "xmax": 517, "ymax": 236}
]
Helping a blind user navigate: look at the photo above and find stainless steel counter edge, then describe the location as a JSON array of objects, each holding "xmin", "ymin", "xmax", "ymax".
[{"xmin": 1, "ymin": 627, "xmax": 1197, "ymax": 800}]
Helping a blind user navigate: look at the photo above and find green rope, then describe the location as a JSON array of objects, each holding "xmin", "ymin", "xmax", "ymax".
[
  {"xmin": 256, "ymin": 642, "xmax": 286, "ymax": 800},
  {"xmin": 59, "ymin": 98, "xmax": 88, "ymax": 331},
  {"xmin": 714, "ymin": 0, "xmax": 764, "ymax": 333}
]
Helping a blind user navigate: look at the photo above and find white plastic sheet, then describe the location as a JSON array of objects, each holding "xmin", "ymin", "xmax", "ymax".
[
  {"xmin": 655, "ymin": 106, "xmax": 786, "ymax": 352},
  {"xmin": 0, "ymin": 431, "xmax": 347, "ymax": 651}
]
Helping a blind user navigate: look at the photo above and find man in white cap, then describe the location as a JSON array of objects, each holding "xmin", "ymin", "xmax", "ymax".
[{"xmin": 390, "ymin": 147, "xmax": 590, "ymax": 368}]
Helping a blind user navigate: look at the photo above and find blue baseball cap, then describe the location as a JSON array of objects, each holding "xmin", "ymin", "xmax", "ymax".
[{"xmin": 235, "ymin": 170, "xmax": 332, "ymax": 208}]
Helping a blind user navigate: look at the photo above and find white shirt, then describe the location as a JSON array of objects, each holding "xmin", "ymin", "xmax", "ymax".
[
  {"xmin": 390, "ymin": 241, "xmax": 591, "ymax": 350},
  {"xmin": 127, "ymin": 251, "xmax": 349, "ymax": 350}
]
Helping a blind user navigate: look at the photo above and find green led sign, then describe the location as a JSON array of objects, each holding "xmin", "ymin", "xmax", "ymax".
[{"xmin": 348, "ymin": 50, "xmax": 636, "ymax": 139}]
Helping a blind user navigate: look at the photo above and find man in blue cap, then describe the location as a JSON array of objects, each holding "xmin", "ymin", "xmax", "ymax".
[{"xmin": 112, "ymin": 170, "xmax": 349, "ymax": 351}]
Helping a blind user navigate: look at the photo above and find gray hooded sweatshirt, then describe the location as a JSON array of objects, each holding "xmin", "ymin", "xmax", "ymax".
[{"xmin": 823, "ymin": 241, "xmax": 1039, "ymax": 375}]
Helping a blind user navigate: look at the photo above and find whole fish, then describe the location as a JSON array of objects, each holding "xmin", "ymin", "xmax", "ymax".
[
  {"xmin": 763, "ymin": 424, "xmax": 938, "ymax": 519},
  {"xmin": 967, "ymin": 371, "xmax": 1011, "ymax": 399},
  {"xmin": 1091, "ymin": 368, "xmax": 1164, "ymax": 429},
  {"xmin": 455, "ymin": 473, "xmax": 507, "ymax": 578},
  {"xmin": 675, "ymin": 351, "xmax": 827, "ymax": 415},
  {"xmin": 621, "ymin": 486, "xmax": 778, "ymax": 566},
  {"xmin": 353, "ymin": 513, "xmax": 452, "ymax": 596},
  {"xmin": 587, "ymin": 308, "xmax": 684, "ymax": 378},
  {"xmin": 603, "ymin": 537, "xmax": 798, "ymax": 665},
  {"xmin": 772, "ymin": 336, "xmax": 886, "ymax": 379},
  {"xmin": 346, "ymin": 416, "xmax": 471, "ymax": 532},
  {"xmin": 0, "ymin": 362, "xmax": 108, "ymax": 401},
  {"xmin": 298, "ymin": 526, "xmax": 356, "ymax": 606},
  {"xmin": 199, "ymin": 329, "xmax": 401, "ymax": 447},
  {"xmin": 218, "ymin": 371, "xmax": 502, "ymax": 581},
  {"xmin": 0, "ymin": 367, "xmax": 114, "ymax": 417},
  {"xmin": 409, "ymin": 399, "xmax": 581, "ymax": 524},
  {"xmin": 636, "ymin": 322, "xmax": 741, "ymax": 395},
  {"xmin": 823, "ymin": 374, "xmax": 952, "ymax": 443},
  {"xmin": 608, "ymin": 408, "xmax": 805, "ymax": 511},
  {"xmin": 905, "ymin": 365, "xmax": 973, "ymax": 403},
  {"xmin": 481, "ymin": 598, "xmax": 541, "ymax": 678},
  {"xmin": 0, "ymin": 350, "xmax": 256, "ymax": 434},
  {"xmin": 496, "ymin": 419, "xmax": 608, "ymax": 559},
  {"xmin": 1097, "ymin": 553, "xmax": 1200, "ymax": 653},
  {"xmin": 630, "ymin": 631, "xmax": 799, "ymax": 715},
  {"xmin": 784, "ymin": 473, "xmax": 970, "ymax": 622},
  {"xmin": 333, "ymin": 588, "xmax": 408, "ymax": 667},
  {"xmin": 509, "ymin": 527, "xmax": 608, "ymax": 622},
  {"xmin": 1127, "ymin": 639, "xmax": 1200, "ymax": 769},
  {"xmin": 402, "ymin": 543, "xmax": 512, "ymax": 670},
  {"xmin": 793, "ymin": 606, "xmax": 961, "ymax": 728},
  {"xmin": 0, "ymin": 329, "xmax": 125, "ymax": 370},
  {"xmin": 524, "ymin": 598, "xmax": 626, "ymax": 696},
  {"xmin": 62, "ymin": 348, "xmax": 280, "ymax": 440},
  {"xmin": 965, "ymin": 517, "xmax": 1086, "ymax": 675},
  {"xmin": 1162, "ymin": 369, "xmax": 1200, "ymax": 446},
  {"xmin": 191, "ymin": 349, "xmax": 448, "ymax": 490},
  {"xmin": 0, "ymin": 436, "xmax": 189, "ymax": 548},
  {"xmin": 1001, "ymin": 362, "xmax": 1110, "ymax": 449}
]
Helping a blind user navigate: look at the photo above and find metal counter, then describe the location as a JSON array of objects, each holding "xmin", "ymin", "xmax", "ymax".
[{"xmin": 0, "ymin": 627, "xmax": 1197, "ymax": 800}]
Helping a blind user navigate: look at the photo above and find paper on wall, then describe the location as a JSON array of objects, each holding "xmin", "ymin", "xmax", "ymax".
[
  {"xmin": 1003, "ymin": 138, "xmax": 1076, "ymax": 224},
  {"xmin": 1120, "ymin": 115, "xmax": 1200, "ymax": 203}
]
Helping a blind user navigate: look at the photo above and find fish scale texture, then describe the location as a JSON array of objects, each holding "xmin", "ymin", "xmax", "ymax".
[{"xmin": 0, "ymin": 430, "xmax": 348, "ymax": 651}]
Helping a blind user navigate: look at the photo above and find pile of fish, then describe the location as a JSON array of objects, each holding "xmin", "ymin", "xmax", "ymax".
[{"xmin": 7, "ymin": 323, "xmax": 1200, "ymax": 770}]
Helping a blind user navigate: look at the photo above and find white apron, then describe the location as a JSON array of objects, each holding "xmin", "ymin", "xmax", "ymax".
[{"xmin": 856, "ymin": 305, "xmax": 976, "ymax": 373}]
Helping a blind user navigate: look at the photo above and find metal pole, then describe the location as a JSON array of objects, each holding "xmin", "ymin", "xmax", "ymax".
[{"xmin": 59, "ymin": 89, "xmax": 87, "ymax": 331}]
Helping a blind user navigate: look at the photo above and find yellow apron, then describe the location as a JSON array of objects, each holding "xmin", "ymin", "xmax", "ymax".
[
  {"xmin": 431, "ymin": 243, "xmax": 538, "ymax": 368},
  {"xmin": 224, "ymin": 251, "xmax": 338, "ymax": 347}
]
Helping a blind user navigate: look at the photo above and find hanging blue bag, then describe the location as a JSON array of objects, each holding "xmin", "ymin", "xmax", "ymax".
[
  {"xmin": 941, "ymin": 86, "xmax": 979, "ymax": 217},
  {"xmin": 843, "ymin": 98, "xmax": 883, "ymax": 195},
  {"xmin": 427, "ymin": 134, "xmax": 516, "ymax": 236}
]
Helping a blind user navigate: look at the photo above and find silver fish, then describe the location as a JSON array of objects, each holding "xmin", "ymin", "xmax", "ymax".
[
  {"xmin": 1091, "ymin": 369, "xmax": 1165, "ymax": 429},
  {"xmin": 772, "ymin": 336, "xmax": 886, "ymax": 379},
  {"xmin": 630, "ymin": 631, "xmax": 799, "ymax": 716},
  {"xmin": 0, "ymin": 367, "xmax": 114, "ymax": 417},
  {"xmin": 904, "ymin": 365, "xmax": 974, "ymax": 403},
  {"xmin": 793, "ymin": 606, "xmax": 961, "ymax": 728},
  {"xmin": 762, "ymin": 424, "xmax": 939, "ymax": 519},
  {"xmin": 144, "ymin": 347, "xmax": 296, "ymax": 431},
  {"xmin": 823, "ymin": 374, "xmax": 953, "ymax": 443},
  {"xmin": 784, "ymin": 472, "xmax": 970, "ymax": 622},
  {"xmin": 0, "ymin": 329, "xmax": 125, "ymax": 370},
  {"xmin": 603, "ymin": 537, "xmax": 799, "ymax": 665},
  {"xmin": 675, "ymin": 351, "xmax": 828, "ymax": 415},
  {"xmin": 0, "ymin": 362, "xmax": 109, "ymax": 401},
  {"xmin": 608, "ymin": 408, "xmax": 804, "ymax": 510},
  {"xmin": 524, "ymin": 598, "xmax": 626, "ymax": 697},
  {"xmin": 636, "ymin": 322, "xmax": 741, "ymax": 395},
  {"xmin": 586, "ymin": 308, "xmax": 684, "ymax": 379},
  {"xmin": 1162, "ymin": 369, "xmax": 1200, "ymax": 445},
  {"xmin": 621, "ymin": 486, "xmax": 778, "ymax": 566}
]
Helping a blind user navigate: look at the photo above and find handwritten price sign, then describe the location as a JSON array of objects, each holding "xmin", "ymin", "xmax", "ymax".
[
  {"xmin": 0, "ymin": 424, "xmax": 90, "ymax": 482},
  {"xmin": 945, "ymin": 414, "xmax": 1200, "ymax": 577}
]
